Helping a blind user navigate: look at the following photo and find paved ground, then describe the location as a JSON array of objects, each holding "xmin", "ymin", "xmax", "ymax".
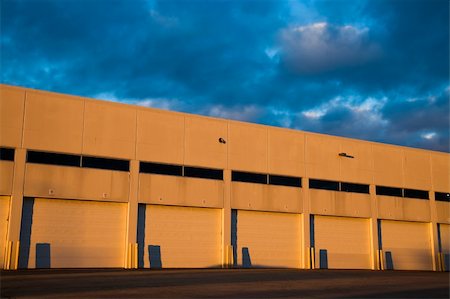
[{"xmin": 1, "ymin": 269, "xmax": 449, "ymax": 298}]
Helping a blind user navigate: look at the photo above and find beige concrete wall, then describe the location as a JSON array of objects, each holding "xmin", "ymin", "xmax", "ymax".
[
  {"xmin": 136, "ymin": 109, "xmax": 184, "ymax": 164},
  {"xmin": 83, "ymin": 101, "xmax": 137, "ymax": 159},
  {"xmin": 23, "ymin": 91, "xmax": 84, "ymax": 154},
  {"xmin": 377, "ymin": 196, "xmax": 431, "ymax": 222},
  {"xmin": 310, "ymin": 189, "xmax": 371, "ymax": 218},
  {"xmin": 431, "ymin": 153, "xmax": 450, "ymax": 192},
  {"xmin": 24, "ymin": 164, "xmax": 129, "ymax": 202},
  {"xmin": 0, "ymin": 161, "xmax": 14, "ymax": 195},
  {"xmin": 231, "ymin": 182, "xmax": 302, "ymax": 213},
  {"xmin": 139, "ymin": 174, "xmax": 224, "ymax": 208},
  {"xmin": 2, "ymin": 84, "xmax": 450, "ymax": 270},
  {"xmin": 436, "ymin": 202, "xmax": 450, "ymax": 224},
  {"xmin": 0, "ymin": 86, "xmax": 25, "ymax": 148}
]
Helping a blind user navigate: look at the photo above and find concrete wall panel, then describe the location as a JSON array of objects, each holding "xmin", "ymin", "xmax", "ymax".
[
  {"xmin": 0, "ymin": 161, "xmax": 14, "ymax": 195},
  {"xmin": 403, "ymin": 149, "xmax": 431, "ymax": 190},
  {"xmin": 268, "ymin": 128, "xmax": 305, "ymax": 177},
  {"xmin": 310, "ymin": 189, "xmax": 371, "ymax": 218},
  {"xmin": 136, "ymin": 110, "xmax": 184, "ymax": 164},
  {"xmin": 431, "ymin": 153, "xmax": 450, "ymax": 192},
  {"xmin": 373, "ymin": 145, "xmax": 403, "ymax": 187},
  {"xmin": 436, "ymin": 202, "xmax": 450, "ymax": 224},
  {"xmin": 24, "ymin": 164, "xmax": 129, "ymax": 202},
  {"xmin": 184, "ymin": 116, "xmax": 227, "ymax": 169},
  {"xmin": 0, "ymin": 86, "xmax": 25, "ymax": 148},
  {"xmin": 23, "ymin": 92, "xmax": 84, "ymax": 154},
  {"xmin": 231, "ymin": 182, "xmax": 302, "ymax": 213},
  {"xmin": 83, "ymin": 101, "xmax": 136, "ymax": 159},
  {"xmin": 377, "ymin": 196, "xmax": 431, "ymax": 222},
  {"xmin": 139, "ymin": 174, "xmax": 223, "ymax": 208},
  {"xmin": 229, "ymin": 122, "xmax": 267, "ymax": 173},
  {"xmin": 339, "ymin": 140, "xmax": 374, "ymax": 184},
  {"xmin": 305, "ymin": 134, "xmax": 340, "ymax": 180}
]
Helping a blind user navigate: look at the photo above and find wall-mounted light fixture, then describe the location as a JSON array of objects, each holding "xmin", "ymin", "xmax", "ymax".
[
  {"xmin": 339, "ymin": 152, "xmax": 354, "ymax": 159},
  {"xmin": 218, "ymin": 137, "xmax": 226, "ymax": 144}
]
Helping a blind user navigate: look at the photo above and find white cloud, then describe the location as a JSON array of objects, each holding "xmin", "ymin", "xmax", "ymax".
[
  {"xmin": 421, "ymin": 132, "xmax": 437, "ymax": 140},
  {"xmin": 202, "ymin": 104, "xmax": 263, "ymax": 122},
  {"xmin": 93, "ymin": 92, "xmax": 183, "ymax": 111},
  {"xmin": 280, "ymin": 22, "xmax": 381, "ymax": 74}
]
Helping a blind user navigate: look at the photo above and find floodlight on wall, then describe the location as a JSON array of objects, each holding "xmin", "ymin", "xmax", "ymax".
[
  {"xmin": 218, "ymin": 137, "xmax": 226, "ymax": 144},
  {"xmin": 338, "ymin": 152, "xmax": 354, "ymax": 159}
]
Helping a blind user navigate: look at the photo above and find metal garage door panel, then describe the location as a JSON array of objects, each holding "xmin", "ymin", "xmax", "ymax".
[
  {"xmin": 236, "ymin": 210, "xmax": 302, "ymax": 268},
  {"xmin": 20, "ymin": 198, "xmax": 126, "ymax": 268},
  {"xmin": 381, "ymin": 220, "xmax": 432, "ymax": 270},
  {"xmin": 0, "ymin": 196, "xmax": 10, "ymax": 269},
  {"xmin": 314, "ymin": 216, "xmax": 371, "ymax": 269},
  {"xmin": 144, "ymin": 205, "xmax": 222, "ymax": 268}
]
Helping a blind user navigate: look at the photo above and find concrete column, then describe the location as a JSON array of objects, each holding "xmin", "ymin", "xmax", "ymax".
[
  {"xmin": 429, "ymin": 191, "xmax": 440, "ymax": 271},
  {"xmin": 222, "ymin": 169, "xmax": 232, "ymax": 268},
  {"xmin": 6, "ymin": 148, "xmax": 26, "ymax": 269},
  {"xmin": 302, "ymin": 177, "xmax": 311, "ymax": 269},
  {"xmin": 369, "ymin": 184, "xmax": 380, "ymax": 270},
  {"xmin": 125, "ymin": 159, "xmax": 139, "ymax": 269}
]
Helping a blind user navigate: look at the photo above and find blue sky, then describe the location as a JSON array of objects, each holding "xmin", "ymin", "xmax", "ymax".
[{"xmin": 2, "ymin": 0, "xmax": 449, "ymax": 152}]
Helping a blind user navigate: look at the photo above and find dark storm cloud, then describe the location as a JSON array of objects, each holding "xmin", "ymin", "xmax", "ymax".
[{"xmin": 1, "ymin": 0, "xmax": 448, "ymax": 152}]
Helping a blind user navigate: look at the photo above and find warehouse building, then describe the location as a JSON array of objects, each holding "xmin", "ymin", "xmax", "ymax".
[{"xmin": 0, "ymin": 84, "xmax": 449, "ymax": 271}]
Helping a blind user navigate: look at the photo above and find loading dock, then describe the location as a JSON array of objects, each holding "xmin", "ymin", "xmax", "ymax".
[
  {"xmin": 18, "ymin": 198, "xmax": 127, "ymax": 268},
  {"xmin": 232, "ymin": 210, "xmax": 302, "ymax": 268},
  {"xmin": 313, "ymin": 215, "xmax": 371, "ymax": 269},
  {"xmin": 138, "ymin": 204, "xmax": 222, "ymax": 268},
  {"xmin": 379, "ymin": 220, "xmax": 433, "ymax": 270}
]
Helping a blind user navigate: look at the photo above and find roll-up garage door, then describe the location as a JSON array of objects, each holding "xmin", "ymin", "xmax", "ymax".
[
  {"xmin": 380, "ymin": 220, "xmax": 432, "ymax": 270},
  {"xmin": 313, "ymin": 215, "xmax": 371, "ymax": 269},
  {"xmin": 234, "ymin": 210, "xmax": 302, "ymax": 268},
  {"xmin": 0, "ymin": 196, "xmax": 10, "ymax": 269},
  {"xmin": 139, "ymin": 205, "xmax": 222, "ymax": 268},
  {"xmin": 439, "ymin": 224, "xmax": 449, "ymax": 271},
  {"xmin": 18, "ymin": 198, "xmax": 127, "ymax": 268}
]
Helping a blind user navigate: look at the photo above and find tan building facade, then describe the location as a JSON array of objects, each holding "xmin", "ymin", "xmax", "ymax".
[{"xmin": 0, "ymin": 84, "xmax": 449, "ymax": 271}]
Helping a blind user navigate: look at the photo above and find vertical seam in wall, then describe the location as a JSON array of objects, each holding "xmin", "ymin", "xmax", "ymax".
[
  {"xmin": 134, "ymin": 108, "xmax": 138, "ymax": 161},
  {"xmin": 266, "ymin": 128, "xmax": 269, "ymax": 183},
  {"xmin": 429, "ymin": 152, "xmax": 434, "ymax": 191},
  {"xmin": 20, "ymin": 91, "xmax": 28, "ymax": 149},
  {"xmin": 182, "ymin": 116, "xmax": 186, "ymax": 175},
  {"xmin": 80, "ymin": 98, "xmax": 86, "ymax": 165}
]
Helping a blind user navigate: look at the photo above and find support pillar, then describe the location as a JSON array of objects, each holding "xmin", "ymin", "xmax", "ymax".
[
  {"xmin": 5, "ymin": 148, "xmax": 26, "ymax": 270},
  {"xmin": 222, "ymin": 169, "xmax": 232, "ymax": 268},
  {"xmin": 302, "ymin": 177, "xmax": 311, "ymax": 269},
  {"xmin": 125, "ymin": 159, "xmax": 139, "ymax": 269},
  {"xmin": 429, "ymin": 191, "xmax": 441, "ymax": 271},
  {"xmin": 369, "ymin": 184, "xmax": 380, "ymax": 270}
]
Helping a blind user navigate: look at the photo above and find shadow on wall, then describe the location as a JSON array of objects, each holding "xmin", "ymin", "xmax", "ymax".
[
  {"xmin": 36, "ymin": 243, "xmax": 51, "ymax": 268},
  {"xmin": 137, "ymin": 204, "xmax": 146, "ymax": 268},
  {"xmin": 242, "ymin": 247, "xmax": 252, "ymax": 268},
  {"xmin": 231, "ymin": 210, "xmax": 237, "ymax": 267},
  {"xmin": 385, "ymin": 251, "xmax": 394, "ymax": 270},
  {"xmin": 149, "ymin": 245, "xmax": 162, "ymax": 269},
  {"xmin": 319, "ymin": 249, "xmax": 328, "ymax": 269},
  {"xmin": 444, "ymin": 254, "xmax": 449, "ymax": 272},
  {"xmin": 18, "ymin": 198, "xmax": 34, "ymax": 269}
]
